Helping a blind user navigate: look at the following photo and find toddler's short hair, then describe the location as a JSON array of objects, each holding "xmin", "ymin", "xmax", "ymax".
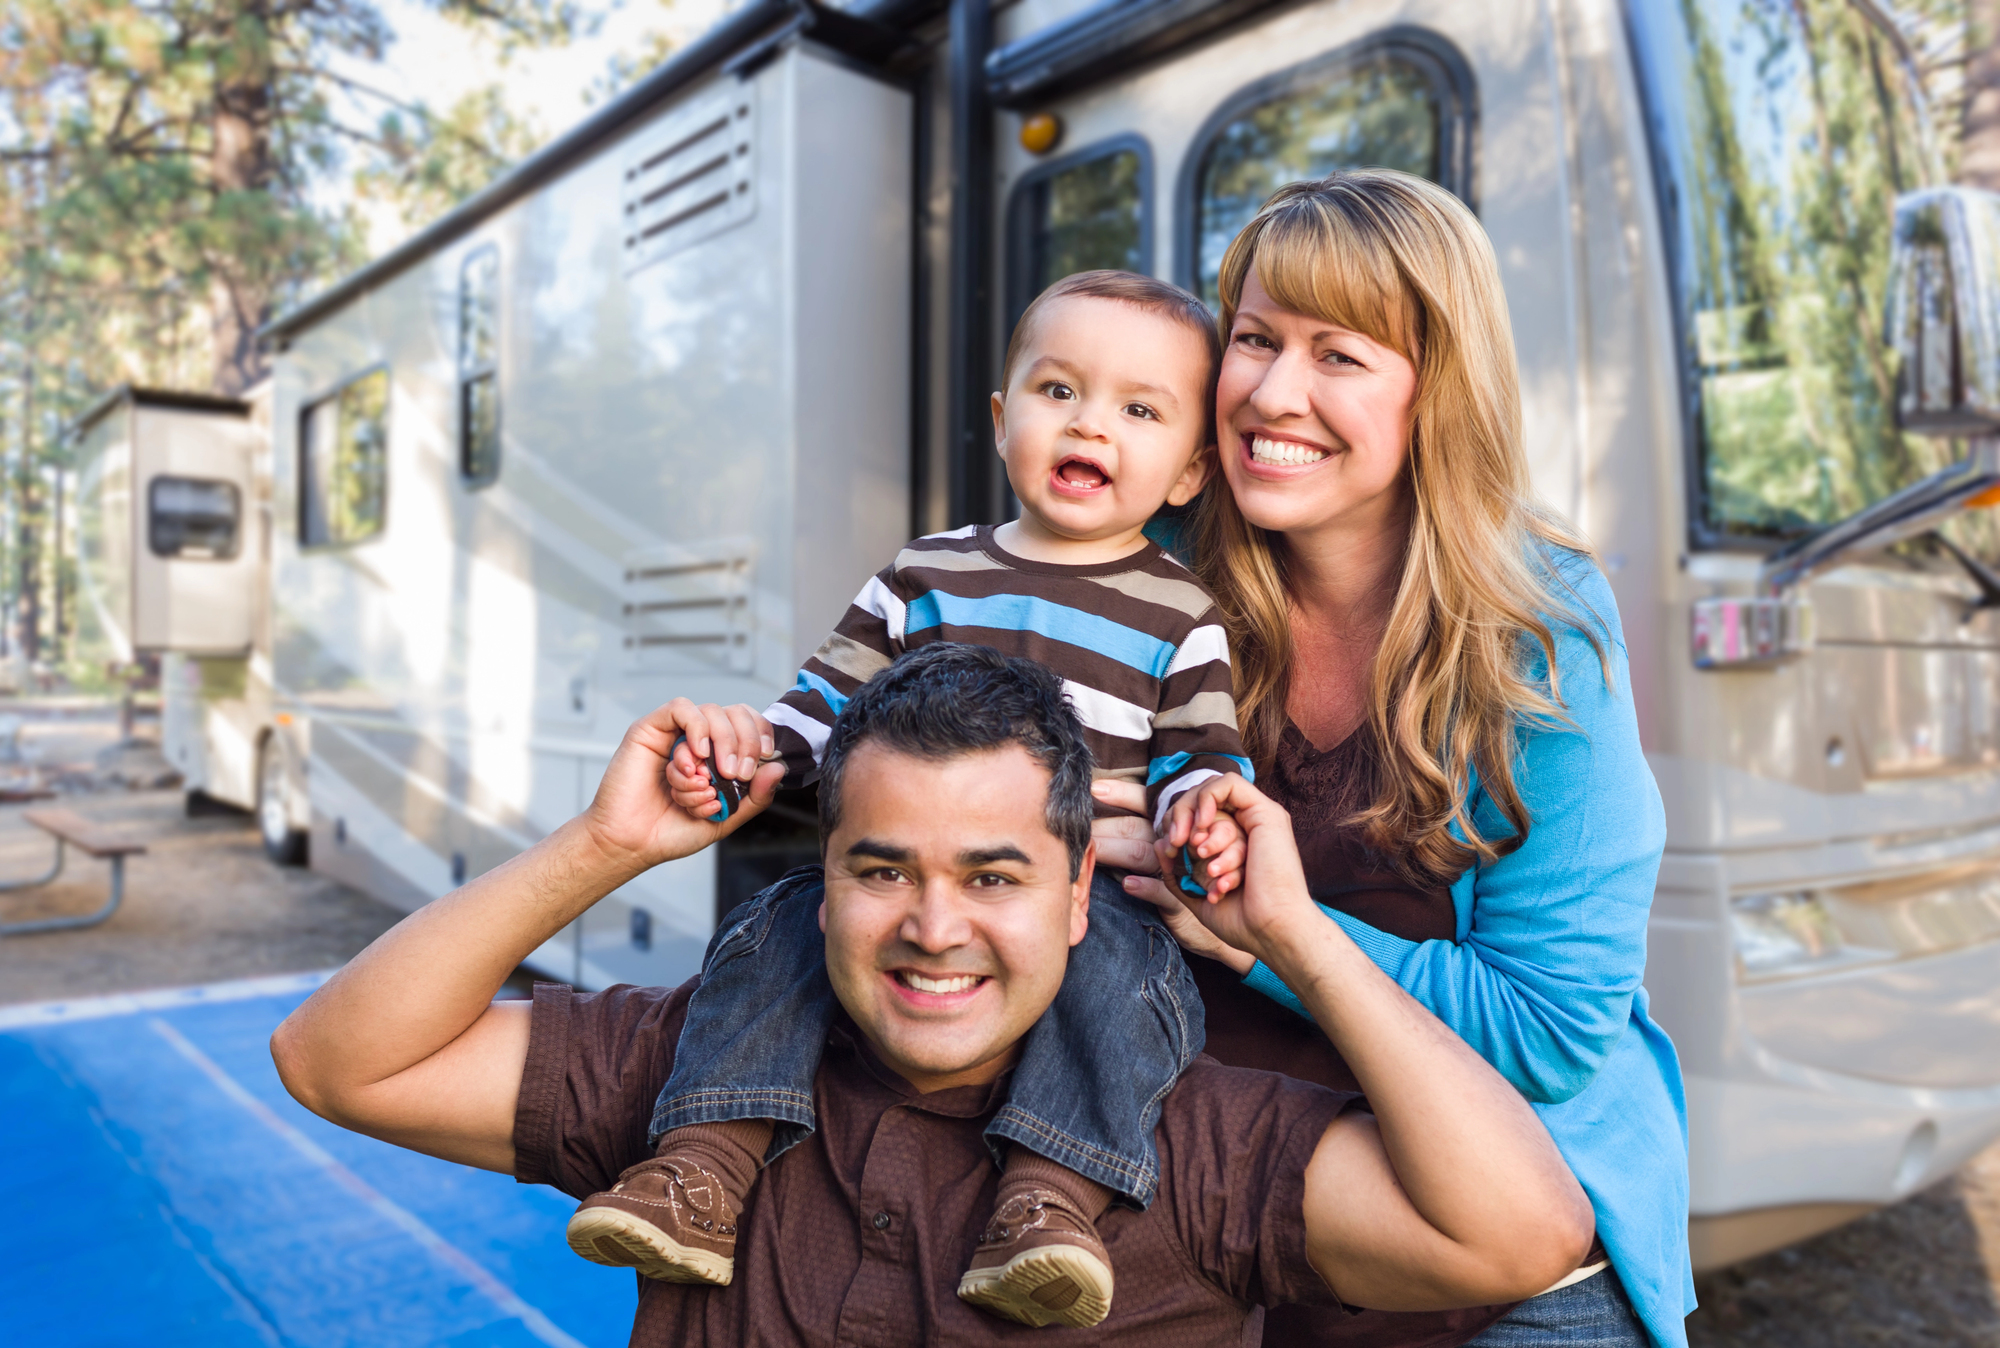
[{"xmin": 1001, "ymin": 271, "xmax": 1221, "ymax": 423}]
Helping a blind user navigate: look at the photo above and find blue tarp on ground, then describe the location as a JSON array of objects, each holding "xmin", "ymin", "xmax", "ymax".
[{"xmin": 0, "ymin": 974, "xmax": 636, "ymax": 1348}]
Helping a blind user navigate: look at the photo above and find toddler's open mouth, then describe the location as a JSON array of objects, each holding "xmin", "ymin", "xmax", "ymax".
[{"xmin": 1051, "ymin": 456, "xmax": 1111, "ymax": 493}]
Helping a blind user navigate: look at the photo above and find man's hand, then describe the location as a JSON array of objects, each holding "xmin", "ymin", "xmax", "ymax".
[
  {"xmin": 663, "ymin": 701, "xmax": 780, "ymax": 819},
  {"xmin": 585, "ymin": 698, "xmax": 785, "ymax": 865}
]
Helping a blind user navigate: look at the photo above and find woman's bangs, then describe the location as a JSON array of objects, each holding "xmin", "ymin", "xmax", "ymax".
[{"xmin": 1251, "ymin": 203, "xmax": 1417, "ymax": 361}]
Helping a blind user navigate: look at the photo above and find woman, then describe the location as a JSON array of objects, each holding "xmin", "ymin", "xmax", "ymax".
[{"xmin": 1097, "ymin": 171, "xmax": 1691, "ymax": 1347}]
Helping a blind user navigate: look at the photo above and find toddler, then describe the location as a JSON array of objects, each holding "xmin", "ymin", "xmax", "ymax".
[{"xmin": 566, "ymin": 270, "xmax": 1250, "ymax": 1329}]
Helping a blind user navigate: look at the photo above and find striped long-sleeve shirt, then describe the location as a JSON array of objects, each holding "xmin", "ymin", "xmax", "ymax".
[{"xmin": 766, "ymin": 525, "xmax": 1251, "ymax": 827}]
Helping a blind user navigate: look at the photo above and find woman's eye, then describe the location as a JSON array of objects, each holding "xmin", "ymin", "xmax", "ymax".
[
  {"xmin": 1124, "ymin": 403, "xmax": 1158, "ymax": 421},
  {"xmin": 1233, "ymin": 331, "xmax": 1275, "ymax": 351},
  {"xmin": 1323, "ymin": 348, "xmax": 1361, "ymax": 367}
]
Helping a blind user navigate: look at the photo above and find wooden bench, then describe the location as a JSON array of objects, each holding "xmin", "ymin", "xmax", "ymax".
[{"xmin": 0, "ymin": 808, "xmax": 147, "ymax": 937}]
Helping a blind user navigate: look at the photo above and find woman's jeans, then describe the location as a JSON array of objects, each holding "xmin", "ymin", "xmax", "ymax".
[
  {"xmin": 649, "ymin": 865, "xmax": 1205, "ymax": 1206},
  {"xmin": 1462, "ymin": 1268, "xmax": 1648, "ymax": 1348}
]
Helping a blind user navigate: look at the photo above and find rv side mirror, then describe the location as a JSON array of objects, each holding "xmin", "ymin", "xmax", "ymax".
[{"xmin": 1890, "ymin": 185, "xmax": 2000, "ymax": 435}]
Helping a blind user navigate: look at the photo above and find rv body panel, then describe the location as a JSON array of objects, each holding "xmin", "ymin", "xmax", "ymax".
[{"xmin": 265, "ymin": 46, "xmax": 911, "ymax": 990}]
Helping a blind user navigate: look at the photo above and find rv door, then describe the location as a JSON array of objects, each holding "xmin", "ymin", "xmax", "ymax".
[{"xmin": 130, "ymin": 402, "xmax": 258, "ymax": 655}]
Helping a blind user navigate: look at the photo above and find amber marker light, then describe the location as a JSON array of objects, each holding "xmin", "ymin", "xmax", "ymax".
[
  {"xmin": 1969, "ymin": 484, "xmax": 2000, "ymax": 509},
  {"xmin": 1020, "ymin": 113, "xmax": 1062, "ymax": 155}
]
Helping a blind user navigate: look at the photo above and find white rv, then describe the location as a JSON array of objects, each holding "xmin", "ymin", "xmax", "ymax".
[{"xmin": 149, "ymin": 0, "xmax": 2000, "ymax": 1270}]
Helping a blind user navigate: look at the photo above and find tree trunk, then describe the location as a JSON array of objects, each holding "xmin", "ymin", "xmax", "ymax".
[
  {"xmin": 210, "ymin": 0, "xmax": 277, "ymax": 395},
  {"xmin": 1965, "ymin": 0, "xmax": 2000, "ymax": 190}
]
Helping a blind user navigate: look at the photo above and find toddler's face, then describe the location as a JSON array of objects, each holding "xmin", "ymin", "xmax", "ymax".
[{"xmin": 991, "ymin": 296, "xmax": 1212, "ymax": 543}]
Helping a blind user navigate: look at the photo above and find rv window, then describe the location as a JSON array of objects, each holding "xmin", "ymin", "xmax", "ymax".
[
  {"xmin": 459, "ymin": 245, "xmax": 501, "ymax": 486},
  {"xmin": 148, "ymin": 476, "xmax": 240, "ymax": 560},
  {"xmin": 1631, "ymin": 0, "xmax": 1990, "ymax": 553},
  {"xmin": 299, "ymin": 369, "xmax": 389, "ymax": 547},
  {"xmin": 1191, "ymin": 52, "xmax": 1447, "ymax": 302},
  {"xmin": 1010, "ymin": 140, "xmax": 1149, "ymax": 316}
]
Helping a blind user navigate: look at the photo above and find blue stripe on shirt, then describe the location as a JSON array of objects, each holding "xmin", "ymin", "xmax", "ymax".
[
  {"xmin": 793, "ymin": 669, "xmax": 849, "ymax": 714},
  {"xmin": 1147, "ymin": 752, "xmax": 1255, "ymax": 785},
  {"xmin": 904, "ymin": 591, "xmax": 1178, "ymax": 678}
]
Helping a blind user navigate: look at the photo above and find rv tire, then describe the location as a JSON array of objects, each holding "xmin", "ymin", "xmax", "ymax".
[{"xmin": 259, "ymin": 737, "xmax": 308, "ymax": 867}]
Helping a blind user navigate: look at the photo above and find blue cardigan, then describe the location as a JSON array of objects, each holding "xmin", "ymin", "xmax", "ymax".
[{"xmin": 1240, "ymin": 555, "xmax": 1694, "ymax": 1348}]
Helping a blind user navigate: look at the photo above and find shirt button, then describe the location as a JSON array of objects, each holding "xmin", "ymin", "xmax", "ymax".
[{"xmin": 872, "ymin": 1211, "xmax": 892, "ymax": 1231}]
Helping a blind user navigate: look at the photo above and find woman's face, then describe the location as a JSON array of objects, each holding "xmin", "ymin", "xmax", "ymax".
[{"xmin": 1215, "ymin": 271, "xmax": 1419, "ymax": 543}]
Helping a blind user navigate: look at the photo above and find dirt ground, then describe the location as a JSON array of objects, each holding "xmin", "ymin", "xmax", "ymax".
[
  {"xmin": 0, "ymin": 701, "xmax": 407, "ymax": 1004},
  {"xmin": 4, "ymin": 704, "xmax": 1996, "ymax": 1343}
]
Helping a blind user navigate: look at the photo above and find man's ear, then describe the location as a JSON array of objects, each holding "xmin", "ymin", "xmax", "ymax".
[
  {"xmin": 1165, "ymin": 444, "xmax": 1214, "ymax": 507},
  {"xmin": 1068, "ymin": 840, "xmax": 1096, "ymax": 948},
  {"xmin": 990, "ymin": 390, "xmax": 1008, "ymax": 454}
]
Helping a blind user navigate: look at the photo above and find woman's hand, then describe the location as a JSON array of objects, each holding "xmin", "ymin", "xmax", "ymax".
[
  {"xmin": 1091, "ymin": 779, "xmax": 1255, "ymax": 973},
  {"xmin": 1163, "ymin": 775, "xmax": 1322, "ymax": 970}
]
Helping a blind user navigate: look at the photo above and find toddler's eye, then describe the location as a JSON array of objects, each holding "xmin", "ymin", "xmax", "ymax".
[
  {"xmin": 1042, "ymin": 381, "xmax": 1076, "ymax": 401},
  {"xmin": 1124, "ymin": 403, "xmax": 1159, "ymax": 421}
]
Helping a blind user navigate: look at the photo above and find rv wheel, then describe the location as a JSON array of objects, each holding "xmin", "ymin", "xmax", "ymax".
[{"xmin": 259, "ymin": 738, "xmax": 308, "ymax": 866}]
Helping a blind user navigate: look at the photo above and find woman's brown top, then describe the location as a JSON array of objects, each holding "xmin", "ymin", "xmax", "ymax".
[
  {"xmin": 1190, "ymin": 719, "xmax": 1457, "ymax": 1094},
  {"xmin": 1186, "ymin": 719, "xmax": 1511, "ymax": 1348}
]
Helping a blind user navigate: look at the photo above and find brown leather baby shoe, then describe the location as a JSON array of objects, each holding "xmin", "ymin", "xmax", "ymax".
[
  {"xmin": 565, "ymin": 1154, "xmax": 740, "ymax": 1285},
  {"xmin": 956, "ymin": 1184, "xmax": 1114, "ymax": 1328}
]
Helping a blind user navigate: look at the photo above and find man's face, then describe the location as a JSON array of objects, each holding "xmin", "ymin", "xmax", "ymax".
[{"xmin": 819, "ymin": 740, "xmax": 1092, "ymax": 1093}]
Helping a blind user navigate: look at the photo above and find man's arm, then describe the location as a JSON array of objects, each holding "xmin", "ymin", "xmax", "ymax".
[
  {"xmin": 1175, "ymin": 776, "xmax": 1595, "ymax": 1312},
  {"xmin": 268, "ymin": 700, "xmax": 786, "ymax": 1174}
]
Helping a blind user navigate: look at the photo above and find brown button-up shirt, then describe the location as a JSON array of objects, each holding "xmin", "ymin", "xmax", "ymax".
[{"xmin": 513, "ymin": 980, "xmax": 1353, "ymax": 1346}]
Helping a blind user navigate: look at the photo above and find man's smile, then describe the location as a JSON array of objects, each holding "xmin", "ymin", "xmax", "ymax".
[{"xmin": 887, "ymin": 967, "xmax": 992, "ymax": 1007}]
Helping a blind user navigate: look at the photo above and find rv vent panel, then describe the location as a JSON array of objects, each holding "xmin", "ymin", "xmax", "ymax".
[
  {"xmin": 621, "ymin": 543, "xmax": 755, "ymax": 675},
  {"xmin": 621, "ymin": 84, "xmax": 756, "ymax": 273}
]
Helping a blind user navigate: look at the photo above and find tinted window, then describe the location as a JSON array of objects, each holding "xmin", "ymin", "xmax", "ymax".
[
  {"xmin": 148, "ymin": 476, "xmax": 240, "ymax": 559},
  {"xmin": 459, "ymin": 245, "xmax": 501, "ymax": 486},
  {"xmin": 1631, "ymin": 0, "xmax": 1982, "ymax": 548},
  {"xmin": 1193, "ymin": 52, "xmax": 1446, "ymax": 301},
  {"xmin": 1015, "ymin": 145, "xmax": 1147, "ymax": 311},
  {"xmin": 300, "ymin": 369, "xmax": 389, "ymax": 547}
]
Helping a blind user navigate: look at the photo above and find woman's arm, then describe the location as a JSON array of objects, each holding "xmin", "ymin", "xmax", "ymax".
[
  {"xmin": 1178, "ymin": 776, "xmax": 1595, "ymax": 1308},
  {"xmin": 1246, "ymin": 585, "xmax": 1667, "ymax": 1103}
]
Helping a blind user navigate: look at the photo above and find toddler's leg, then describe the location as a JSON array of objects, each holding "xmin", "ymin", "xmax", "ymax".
[
  {"xmin": 958, "ymin": 871, "xmax": 1205, "ymax": 1328},
  {"xmin": 567, "ymin": 867, "xmax": 830, "ymax": 1285}
]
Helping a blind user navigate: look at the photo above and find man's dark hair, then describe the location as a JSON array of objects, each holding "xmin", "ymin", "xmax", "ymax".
[{"xmin": 819, "ymin": 644, "xmax": 1095, "ymax": 878}]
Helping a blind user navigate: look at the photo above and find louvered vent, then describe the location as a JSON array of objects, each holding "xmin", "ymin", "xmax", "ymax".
[
  {"xmin": 621, "ymin": 544, "xmax": 756, "ymax": 674},
  {"xmin": 622, "ymin": 84, "xmax": 756, "ymax": 273}
]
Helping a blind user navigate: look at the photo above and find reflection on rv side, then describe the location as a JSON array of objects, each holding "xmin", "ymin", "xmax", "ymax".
[{"xmin": 72, "ymin": 0, "xmax": 2000, "ymax": 1277}]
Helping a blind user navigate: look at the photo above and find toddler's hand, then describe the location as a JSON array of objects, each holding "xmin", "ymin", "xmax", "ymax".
[
  {"xmin": 1164, "ymin": 776, "xmax": 1250, "ymax": 898},
  {"xmin": 666, "ymin": 749, "xmax": 721, "ymax": 818}
]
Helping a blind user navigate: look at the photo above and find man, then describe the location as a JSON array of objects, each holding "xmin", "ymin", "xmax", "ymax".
[{"xmin": 272, "ymin": 644, "xmax": 1590, "ymax": 1345}]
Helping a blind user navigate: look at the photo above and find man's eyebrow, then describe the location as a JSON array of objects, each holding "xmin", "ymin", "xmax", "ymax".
[
  {"xmin": 846, "ymin": 839, "xmax": 914, "ymax": 863},
  {"xmin": 960, "ymin": 845, "xmax": 1033, "ymax": 867}
]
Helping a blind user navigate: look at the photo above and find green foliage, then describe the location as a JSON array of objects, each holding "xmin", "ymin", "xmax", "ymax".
[{"xmin": 0, "ymin": 0, "xmax": 595, "ymax": 665}]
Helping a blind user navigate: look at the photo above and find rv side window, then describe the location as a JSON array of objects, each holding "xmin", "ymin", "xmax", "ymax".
[
  {"xmin": 1009, "ymin": 138, "xmax": 1150, "ymax": 317},
  {"xmin": 1189, "ymin": 44, "xmax": 1466, "ymax": 302},
  {"xmin": 148, "ymin": 476, "xmax": 240, "ymax": 560},
  {"xmin": 1630, "ymin": 0, "xmax": 1985, "ymax": 553},
  {"xmin": 459, "ymin": 244, "xmax": 500, "ymax": 487},
  {"xmin": 299, "ymin": 369, "xmax": 389, "ymax": 547}
]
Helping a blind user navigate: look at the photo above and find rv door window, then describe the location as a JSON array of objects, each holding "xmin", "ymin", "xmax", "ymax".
[
  {"xmin": 1191, "ymin": 49, "xmax": 1453, "ymax": 302},
  {"xmin": 1010, "ymin": 139, "xmax": 1150, "ymax": 317},
  {"xmin": 1631, "ymin": 0, "xmax": 1991, "ymax": 554},
  {"xmin": 299, "ymin": 368, "xmax": 389, "ymax": 547},
  {"xmin": 148, "ymin": 476, "xmax": 240, "ymax": 560},
  {"xmin": 459, "ymin": 244, "xmax": 500, "ymax": 486}
]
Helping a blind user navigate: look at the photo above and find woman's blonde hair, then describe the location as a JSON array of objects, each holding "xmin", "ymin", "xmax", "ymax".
[{"xmin": 1193, "ymin": 169, "xmax": 1605, "ymax": 882}]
